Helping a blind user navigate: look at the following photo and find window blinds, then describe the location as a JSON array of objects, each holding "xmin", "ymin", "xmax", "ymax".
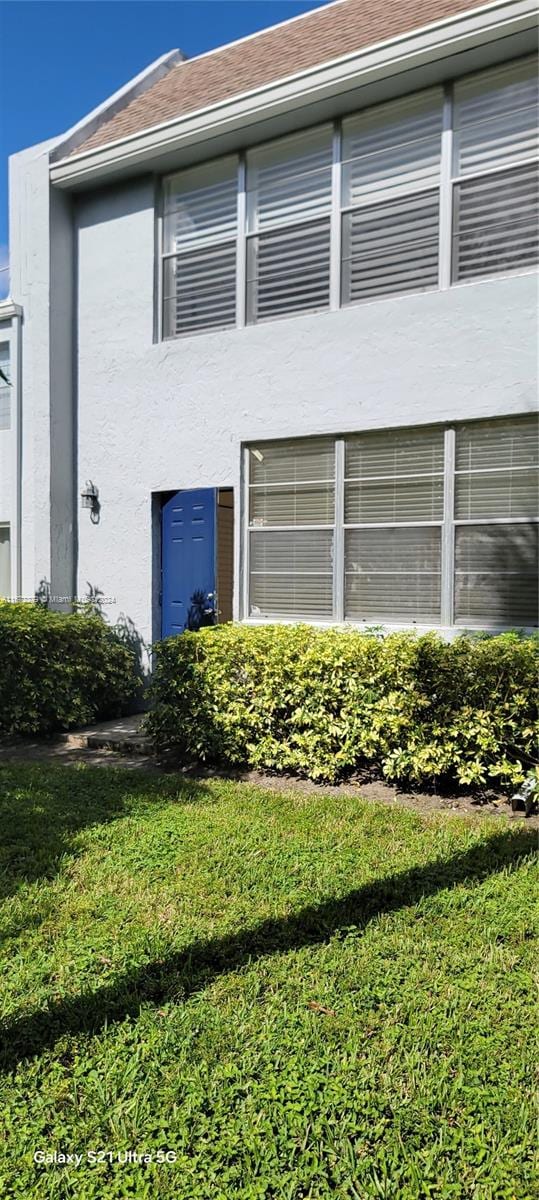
[
  {"xmin": 452, "ymin": 57, "xmax": 539, "ymax": 283},
  {"xmin": 342, "ymin": 192, "xmax": 440, "ymax": 302},
  {"xmin": 344, "ymin": 427, "xmax": 444, "ymax": 621},
  {"xmin": 454, "ymin": 417, "xmax": 538, "ymax": 626},
  {"xmin": 163, "ymin": 159, "xmax": 238, "ymax": 336},
  {"xmin": 455, "ymin": 415, "xmax": 538, "ymax": 519},
  {"xmin": 345, "ymin": 527, "xmax": 442, "ymax": 622},
  {"xmin": 455, "ymin": 524, "xmax": 538, "ymax": 625},
  {"xmin": 248, "ymin": 438, "xmax": 334, "ymax": 618},
  {"xmin": 341, "ymin": 89, "xmax": 443, "ymax": 303},
  {"xmin": 250, "ymin": 530, "xmax": 333, "ymax": 618},
  {"xmin": 344, "ymin": 427, "xmax": 445, "ymax": 523},
  {"xmin": 246, "ymin": 129, "xmax": 332, "ymax": 322},
  {"xmin": 247, "ymin": 418, "xmax": 538, "ymax": 628},
  {"xmin": 453, "ymin": 58, "xmax": 538, "ymax": 176},
  {"xmin": 161, "ymin": 56, "xmax": 538, "ymax": 339}
]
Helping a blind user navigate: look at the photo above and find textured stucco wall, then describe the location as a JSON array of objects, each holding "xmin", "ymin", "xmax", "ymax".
[{"xmin": 74, "ymin": 178, "xmax": 538, "ymax": 649}]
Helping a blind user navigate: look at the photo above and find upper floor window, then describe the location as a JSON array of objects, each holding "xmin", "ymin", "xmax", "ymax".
[
  {"xmin": 160, "ymin": 55, "xmax": 538, "ymax": 340},
  {"xmin": 452, "ymin": 58, "xmax": 539, "ymax": 281},
  {"xmin": 162, "ymin": 158, "xmax": 238, "ymax": 337},
  {"xmin": 341, "ymin": 89, "xmax": 443, "ymax": 302},
  {"xmin": 246, "ymin": 127, "xmax": 333, "ymax": 322},
  {"xmin": 0, "ymin": 343, "xmax": 10, "ymax": 430}
]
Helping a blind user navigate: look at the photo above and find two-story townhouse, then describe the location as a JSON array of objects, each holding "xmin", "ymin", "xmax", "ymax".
[{"xmin": 6, "ymin": 0, "xmax": 538, "ymax": 652}]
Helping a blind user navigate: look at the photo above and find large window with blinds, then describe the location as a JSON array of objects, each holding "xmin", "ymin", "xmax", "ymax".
[
  {"xmin": 245, "ymin": 416, "xmax": 538, "ymax": 628},
  {"xmin": 161, "ymin": 55, "xmax": 538, "ymax": 339}
]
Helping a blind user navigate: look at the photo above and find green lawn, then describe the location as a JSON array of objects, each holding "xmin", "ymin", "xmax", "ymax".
[{"xmin": 0, "ymin": 766, "xmax": 536, "ymax": 1200}]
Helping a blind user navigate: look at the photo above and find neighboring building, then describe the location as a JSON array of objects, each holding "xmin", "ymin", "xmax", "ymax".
[
  {"xmin": 0, "ymin": 299, "xmax": 22, "ymax": 599},
  {"xmin": 6, "ymin": 0, "xmax": 539, "ymax": 649}
]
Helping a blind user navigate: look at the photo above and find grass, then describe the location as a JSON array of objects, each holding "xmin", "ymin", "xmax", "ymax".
[{"xmin": 0, "ymin": 765, "xmax": 536, "ymax": 1200}]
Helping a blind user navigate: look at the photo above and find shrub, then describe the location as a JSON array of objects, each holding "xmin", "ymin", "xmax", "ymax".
[
  {"xmin": 0, "ymin": 602, "xmax": 140, "ymax": 735},
  {"xmin": 148, "ymin": 624, "xmax": 538, "ymax": 789}
]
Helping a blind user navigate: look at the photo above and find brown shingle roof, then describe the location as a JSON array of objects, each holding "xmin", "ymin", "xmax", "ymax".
[{"xmin": 67, "ymin": 0, "xmax": 491, "ymax": 158}]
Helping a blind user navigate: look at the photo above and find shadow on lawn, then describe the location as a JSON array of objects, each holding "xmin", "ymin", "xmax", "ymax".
[
  {"xmin": 0, "ymin": 825, "xmax": 535, "ymax": 1073},
  {"xmin": 0, "ymin": 766, "xmax": 212, "ymax": 901}
]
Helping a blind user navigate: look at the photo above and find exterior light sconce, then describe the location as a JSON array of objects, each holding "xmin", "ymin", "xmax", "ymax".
[{"xmin": 81, "ymin": 480, "xmax": 100, "ymax": 524}]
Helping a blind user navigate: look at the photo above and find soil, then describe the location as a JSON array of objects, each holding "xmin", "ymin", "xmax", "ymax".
[{"xmin": 0, "ymin": 735, "xmax": 537, "ymax": 827}]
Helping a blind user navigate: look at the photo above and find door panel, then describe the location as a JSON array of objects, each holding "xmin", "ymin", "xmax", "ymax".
[{"xmin": 161, "ymin": 488, "xmax": 217, "ymax": 637}]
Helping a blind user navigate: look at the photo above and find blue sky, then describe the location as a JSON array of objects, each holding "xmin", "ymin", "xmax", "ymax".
[{"xmin": 0, "ymin": 0, "xmax": 327, "ymax": 295}]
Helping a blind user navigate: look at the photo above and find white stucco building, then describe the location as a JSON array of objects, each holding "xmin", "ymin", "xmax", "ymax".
[{"xmin": 4, "ymin": 0, "xmax": 538, "ymax": 650}]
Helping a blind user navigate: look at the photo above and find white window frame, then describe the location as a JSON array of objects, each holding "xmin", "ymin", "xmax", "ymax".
[
  {"xmin": 241, "ymin": 418, "xmax": 539, "ymax": 632},
  {"xmin": 244, "ymin": 125, "xmax": 334, "ymax": 326}
]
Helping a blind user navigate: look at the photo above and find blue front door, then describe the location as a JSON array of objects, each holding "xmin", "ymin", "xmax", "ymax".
[{"xmin": 161, "ymin": 488, "xmax": 217, "ymax": 637}]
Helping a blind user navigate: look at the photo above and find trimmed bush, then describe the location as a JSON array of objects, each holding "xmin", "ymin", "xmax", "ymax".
[
  {"xmin": 148, "ymin": 624, "xmax": 538, "ymax": 789},
  {"xmin": 0, "ymin": 602, "xmax": 140, "ymax": 735}
]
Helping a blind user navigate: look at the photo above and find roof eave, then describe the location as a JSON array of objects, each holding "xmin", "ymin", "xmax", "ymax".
[
  {"xmin": 50, "ymin": 49, "xmax": 185, "ymax": 162},
  {"xmin": 49, "ymin": 0, "xmax": 537, "ymax": 189}
]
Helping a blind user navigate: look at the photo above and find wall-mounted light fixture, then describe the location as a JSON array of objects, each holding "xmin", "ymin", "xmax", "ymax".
[{"xmin": 81, "ymin": 480, "xmax": 100, "ymax": 524}]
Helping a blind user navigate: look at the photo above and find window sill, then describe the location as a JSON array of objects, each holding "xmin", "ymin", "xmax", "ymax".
[{"xmin": 241, "ymin": 616, "xmax": 538, "ymax": 637}]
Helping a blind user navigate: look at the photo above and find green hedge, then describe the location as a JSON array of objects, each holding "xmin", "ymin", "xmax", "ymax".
[
  {"xmin": 0, "ymin": 602, "xmax": 140, "ymax": 735},
  {"xmin": 148, "ymin": 624, "xmax": 538, "ymax": 789}
]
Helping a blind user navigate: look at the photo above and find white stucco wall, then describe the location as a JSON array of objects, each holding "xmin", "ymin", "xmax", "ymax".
[{"xmin": 74, "ymin": 177, "xmax": 537, "ymax": 650}]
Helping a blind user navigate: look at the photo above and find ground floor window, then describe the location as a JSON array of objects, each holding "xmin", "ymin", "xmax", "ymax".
[
  {"xmin": 0, "ymin": 525, "xmax": 10, "ymax": 598},
  {"xmin": 245, "ymin": 415, "xmax": 538, "ymax": 627}
]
